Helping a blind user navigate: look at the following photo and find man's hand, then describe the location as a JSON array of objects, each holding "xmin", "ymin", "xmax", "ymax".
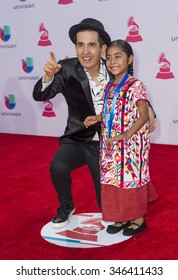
[
  {"xmin": 43, "ymin": 51, "xmax": 61, "ymax": 83},
  {"xmin": 84, "ymin": 115, "xmax": 100, "ymax": 128}
]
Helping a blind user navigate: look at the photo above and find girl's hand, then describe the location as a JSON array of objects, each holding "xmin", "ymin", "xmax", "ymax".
[
  {"xmin": 106, "ymin": 137, "xmax": 113, "ymax": 147},
  {"xmin": 113, "ymin": 132, "xmax": 131, "ymax": 142},
  {"xmin": 106, "ymin": 132, "xmax": 131, "ymax": 147},
  {"xmin": 148, "ymin": 107, "xmax": 156, "ymax": 132}
]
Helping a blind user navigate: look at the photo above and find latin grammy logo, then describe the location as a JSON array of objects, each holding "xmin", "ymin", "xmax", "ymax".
[
  {"xmin": 57, "ymin": 216, "xmax": 105, "ymax": 242},
  {"xmin": 156, "ymin": 53, "xmax": 174, "ymax": 79},
  {"xmin": 38, "ymin": 23, "xmax": 52, "ymax": 47},
  {"xmin": 126, "ymin": 16, "xmax": 143, "ymax": 43},
  {"xmin": 42, "ymin": 100, "xmax": 56, "ymax": 117},
  {"xmin": 41, "ymin": 213, "xmax": 131, "ymax": 248}
]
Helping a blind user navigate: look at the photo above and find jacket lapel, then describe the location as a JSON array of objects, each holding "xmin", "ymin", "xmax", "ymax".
[
  {"xmin": 77, "ymin": 63, "xmax": 96, "ymax": 114},
  {"xmin": 76, "ymin": 59, "xmax": 114, "ymax": 115}
]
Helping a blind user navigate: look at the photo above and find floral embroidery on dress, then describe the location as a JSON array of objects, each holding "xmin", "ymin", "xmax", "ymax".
[{"xmin": 100, "ymin": 78, "xmax": 150, "ymax": 188}]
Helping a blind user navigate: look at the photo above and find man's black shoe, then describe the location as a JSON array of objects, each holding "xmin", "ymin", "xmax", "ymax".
[{"xmin": 52, "ymin": 203, "xmax": 75, "ymax": 228}]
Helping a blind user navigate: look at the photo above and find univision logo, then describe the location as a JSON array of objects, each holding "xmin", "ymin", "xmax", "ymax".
[
  {"xmin": 170, "ymin": 14, "xmax": 178, "ymax": 42},
  {"xmin": 0, "ymin": 26, "xmax": 11, "ymax": 42},
  {"xmin": 22, "ymin": 57, "xmax": 34, "ymax": 73},
  {"xmin": 13, "ymin": 0, "xmax": 35, "ymax": 9},
  {"xmin": 18, "ymin": 57, "xmax": 39, "ymax": 80},
  {"xmin": 4, "ymin": 94, "xmax": 16, "ymax": 110},
  {"xmin": 1, "ymin": 94, "xmax": 21, "ymax": 117}
]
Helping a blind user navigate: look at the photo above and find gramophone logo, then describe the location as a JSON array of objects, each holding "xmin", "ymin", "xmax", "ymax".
[
  {"xmin": 58, "ymin": 0, "xmax": 73, "ymax": 4},
  {"xmin": 42, "ymin": 100, "xmax": 56, "ymax": 117},
  {"xmin": 22, "ymin": 57, "xmax": 34, "ymax": 73},
  {"xmin": 0, "ymin": 26, "xmax": 11, "ymax": 42},
  {"xmin": 4, "ymin": 94, "xmax": 16, "ymax": 110},
  {"xmin": 126, "ymin": 16, "xmax": 143, "ymax": 43},
  {"xmin": 156, "ymin": 53, "xmax": 174, "ymax": 79},
  {"xmin": 38, "ymin": 23, "xmax": 52, "ymax": 47}
]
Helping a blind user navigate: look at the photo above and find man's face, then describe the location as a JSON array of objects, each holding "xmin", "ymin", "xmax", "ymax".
[{"xmin": 75, "ymin": 30, "xmax": 106, "ymax": 75}]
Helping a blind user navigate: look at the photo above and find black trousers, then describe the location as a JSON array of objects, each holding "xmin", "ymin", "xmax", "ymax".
[{"xmin": 50, "ymin": 141, "xmax": 101, "ymax": 209}]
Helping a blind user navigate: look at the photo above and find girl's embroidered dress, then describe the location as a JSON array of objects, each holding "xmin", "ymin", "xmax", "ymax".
[{"xmin": 100, "ymin": 78, "xmax": 158, "ymax": 221}]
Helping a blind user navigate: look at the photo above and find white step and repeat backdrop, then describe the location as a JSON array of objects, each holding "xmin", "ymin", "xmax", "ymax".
[{"xmin": 0, "ymin": 0, "xmax": 178, "ymax": 145}]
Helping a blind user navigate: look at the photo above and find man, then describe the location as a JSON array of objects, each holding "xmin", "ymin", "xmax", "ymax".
[{"xmin": 33, "ymin": 18, "xmax": 156, "ymax": 228}]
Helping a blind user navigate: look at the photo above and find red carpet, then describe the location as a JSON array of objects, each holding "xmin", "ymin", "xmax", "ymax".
[{"xmin": 0, "ymin": 133, "xmax": 178, "ymax": 260}]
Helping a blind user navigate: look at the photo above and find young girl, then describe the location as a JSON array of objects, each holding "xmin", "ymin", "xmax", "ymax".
[{"xmin": 84, "ymin": 39, "xmax": 158, "ymax": 236}]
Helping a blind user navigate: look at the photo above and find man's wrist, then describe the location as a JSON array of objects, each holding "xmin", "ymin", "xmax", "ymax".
[
  {"xmin": 43, "ymin": 75, "xmax": 53, "ymax": 83},
  {"xmin": 41, "ymin": 76, "xmax": 54, "ymax": 91}
]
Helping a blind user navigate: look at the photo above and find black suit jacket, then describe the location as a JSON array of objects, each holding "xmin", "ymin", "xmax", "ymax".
[{"xmin": 33, "ymin": 57, "xmax": 112, "ymax": 144}]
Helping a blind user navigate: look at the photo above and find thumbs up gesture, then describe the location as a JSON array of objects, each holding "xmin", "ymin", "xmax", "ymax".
[{"xmin": 43, "ymin": 51, "xmax": 62, "ymax": 82}]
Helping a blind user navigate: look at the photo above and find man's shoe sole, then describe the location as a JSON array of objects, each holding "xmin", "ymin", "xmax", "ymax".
[{"xmin": 51, "ymin": 208, "xmax": 75, "ymax": 228}]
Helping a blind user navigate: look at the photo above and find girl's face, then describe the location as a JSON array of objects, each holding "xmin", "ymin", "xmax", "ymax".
[{"xmin": 106, "ymin": 45, "xmax": 133, "ymax": 81}]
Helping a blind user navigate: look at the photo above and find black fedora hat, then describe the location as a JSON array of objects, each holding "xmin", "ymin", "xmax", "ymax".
[{"xmin": 69, "ymin": 18, "xmax": 111, "ymax": 45}]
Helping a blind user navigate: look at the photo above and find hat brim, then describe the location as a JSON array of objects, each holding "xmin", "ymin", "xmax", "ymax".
[{"xmin": 69, "ymin": 23, "xmax": 111, "ymax": 46}]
